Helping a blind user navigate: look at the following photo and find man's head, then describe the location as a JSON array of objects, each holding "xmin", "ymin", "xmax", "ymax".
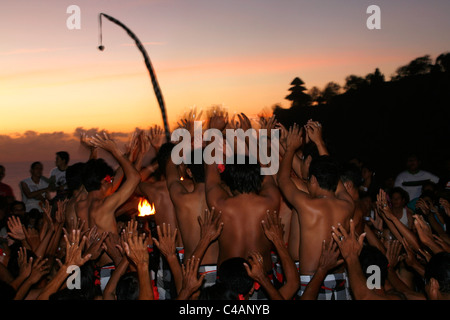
[
  {"xmin": 340, "ymin": 162, "xmax": 363, "ymax": 199},
  {"xmin": 0, "ymin": 165, "xmax": 5, "ymax": 182},
  {"xmin": 55, "ymin": 151, "xmax": 70, "ymax": 170},
  {"xmin": 82, "ymin": 159, "xmax": 114, "ymax": 193},
  {"xmin": 116, "ymin": 272, "xmax": 139, "ymax": 300},
  {"xmin": 10, "ymin": 201, "xmax": 26, "ymax": 217},
  {"xmin": 406, "ymin": 154, "xmax": 421, "ymax": 174},
  {"xmin": 66, "ymin": 162, "xmax": 86, "ymax": 196},
  {"xmin": 186, "ymin": 149, "xmax": 205, "ymax": 183},
  {"xmin": 222, "ymin": 155, "xmax": 264, "ymax": 194},
  {"xmin": 390, "ymin": 187, "xmax": 409, "ymax": 208},
  {"xmin": 307, "ymin": 156, "xmax": 340, "ymax": 196},
  {"xmin": 300, "ymin": 142, "xmax": 320, "ymax": 180},
  {"xmin": 215, "ymin": 257, "xmax": 254, "ymax": 298},
  {"xmin": 30, "ymin": 162, "xmax": 43, "ymax": 178},
  {"xmin": 425, "ymin": 252, "xmax": 450, "ymax": 300}
]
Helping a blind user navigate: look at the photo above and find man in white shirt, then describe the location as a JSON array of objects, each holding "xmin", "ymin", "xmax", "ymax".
[
  {"xmin": 49, "ymin": 151, "xmax": 70, "ymax": 200},
  {"xmin": 395, "ymin": 154, "xmax": 439, "ymax": 201},
  {"xmin": 20, "ymin": 162, "xmax": 51, "ymax": 213}
]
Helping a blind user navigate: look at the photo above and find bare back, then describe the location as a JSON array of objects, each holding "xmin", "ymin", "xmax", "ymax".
[
  {"xmin": 215, "ymin": 193, "xmax": 280, "ymax": 272},
  {"xmin": 296, "ymin": 197, "xmax": 353, "ymax": 275},
  {"xmin": 139, "ymin": 180, "xmax": 182, "ymax": 246},
  {"xmin": 170, "ymin": 183, "xmax": 219, "ymax": 265}
]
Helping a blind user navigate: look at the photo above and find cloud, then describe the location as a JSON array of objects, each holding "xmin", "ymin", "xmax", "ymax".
[
  {"xmin": 0, "ymin": 47, "xmax": 70, "ymax": 56},
  {"xmin": 0, "ymin": 128, "xmax": 133, "ymax": 163}
]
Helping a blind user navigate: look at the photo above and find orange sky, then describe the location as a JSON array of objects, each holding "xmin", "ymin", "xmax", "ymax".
[{"xmin": 1, "ymin": 0, "xmax": 450, "ymax": 137}]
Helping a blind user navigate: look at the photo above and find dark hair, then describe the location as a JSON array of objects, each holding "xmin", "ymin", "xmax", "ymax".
[
  {"xmin": 216, "ymin": 257, "xmax": 254, "ymax": 295},
  {"xmin": 66, "ymin": 162, "xmax": 86, "ymax": 196},
  {"xmin": 303, "ymin": 142, "xmax": 320, "ymax": 161},
  {"xmin": 221, "ymin": 155, "xmax": 263, "ymax": 194},
  {"xmin": 82, "ymin": 159, "xmax": 114, "ymax": 192},
  {"xmin": 9, "ymin": 200, "xmax": 25, "ymax": 212},
  {"xmin": 116, "ymin": 272, "xmax": 139, "ymax": 300},
  {"xmin": 30, "ymin": 161, "xmax": 42, "ymax": 170},
  {"xmin": 390, "ymin": 187, "xmax": 410, "ymax": 203},
  {"xmin": 56, "ymin": 151, "xmax": 70, "ymax": 164},
  {"xmin": 187, "ymin": 149, "xmax": 205, "ymax": 183},
  {"xmin": 340, "ymin": 162, "xmax": 363, "ymax": 188},
  {"xmin": 359, "ymin": 245, "xmax": 388, "ymax": 287},
  {"xmin": 425, "ymin": 252, "xmax": 450, "ymax": 294},
  {"xmin": 199, "ymin": 282, "xmax": 239, "ymax": 300},
  {"xmin": 157, "ymin": 142, "xmax": 176, "ymax": 177},
  {"xmin": 309, "ymin": 156, "xmax": 340, "ymax": 192}
]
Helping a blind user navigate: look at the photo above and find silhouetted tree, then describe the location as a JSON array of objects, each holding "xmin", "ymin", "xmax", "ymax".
[
  {"xmin": 365, "ymin": 68, "xmax": 385, "ymax": 85},
  {"xmin": 285, "ymin": 77, "xmax": 312, "ymax": 108},
  {"xmin": 321, "ymin": 82, "xmax": 341, "ymax": 104},
  {"xmin": 344, "ymin": 75, "xmax": 368, "ymax": 91},
  {"xmin": 435, "ymin": 52, "xmax": 450, "ymax": 73},
  {"xmin": 393, "ymin": 55, "xmax": 433, "ymax": 80},
  {"xmin": 308, "ymin": 86, "xmax": 324, "ymax": 105}
]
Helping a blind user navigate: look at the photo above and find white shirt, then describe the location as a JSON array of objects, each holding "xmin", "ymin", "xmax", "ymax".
[
  {"xmin": 394, "ymin": 170, "xmax": 439, "ymax": 200},
  {"xmin": 50, "ymin": 167, "xmax": 67, "ymax": 190},
  {"xmin": 20, "ymin": 177, "xmax": 49, "ymax": 212}
]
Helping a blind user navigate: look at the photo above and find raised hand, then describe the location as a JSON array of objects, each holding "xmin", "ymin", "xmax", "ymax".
[
  {"xmin": 331, "ymin": 219, "xmax": 366, "ymax": 261},
  {"xmin": 152, "ymin": 223, "xmax": 178, "ymax": 258},
  {"xmin": 17, "ymin": 247, "xmax": 33, "ymax": 279},
  {"xmin": 178, "ymin": 107, "xmax": 203, "ymax": 135},
  {"xmin": 369, "ymin": 208, "xmax": 384, "ymax": 232},
  {"xmin": 376, "ymin": 189, "xmax": 395, "ymax": 221},
  {"xmin": 439, "ymin": 198, "xmax": 450, "ymax": 217},
  {"xmin": 63, "ymin": 217, "xmax": 86, "ymax": 244},
  {"xmin": 208, "ymin": 110, "xmax": 228, "ymax": 131},
  {"xmin": 304, "ymin": 119, "xmax": 324, "ymax": 146},
  {"xmin": 7, "ymin": 216, "xmax": 25, "ymax": 241},
  {"xmin": 179, "ymin": 256, "xmax": 205, "ymax": 298},
  {"xmin": 28, "ymin": 257, "xmax": 50, "ymax": 284},
  {"xmin": 63, "ymin": 229, "xmax": 91, "ymax": 267},
  {"xmin": 89, "ymin": 131, "xmax": 119, "ymax": 154},
  {"xmin": 55, "ymin": 199, "xmax": 68, "ymax": 226},
  {"xmin": 243, "ymin": 251, "xmax": 266, "ymax": 284},
  {"xmin": 286, "ymin": 123, "xmax": 303, "ymax": 152},
  {"xmin": 317, "ymin": 239, "xmax": 344, "ymax": 273},
  {"xmin": 261, "ymin": 210, "xmax": 284, "ymax": 244},
  {"xmin": 84, "ymin": 226, "xmax": 108, "ymax": 261},
  {"xmin": 384, "ymin": 240, "xmax": 402, "ymax": 269},
  {"xmin": 148, "ymin": 125, "xmax": 166, "ymax": 150},
  {"xmin": 23, "ymin": 227, "xmax": 41, "ymax": 253},
  {"xmin": 198, "ymin": 207, "xmax": 224, "ymax": 243},
  {"xmin": 124, "ymin": 233, "xmax": 149, "ymax": 267},
  {"xmin": 80, "ymin": 131, "xmax": 96, "ymax": 150}
]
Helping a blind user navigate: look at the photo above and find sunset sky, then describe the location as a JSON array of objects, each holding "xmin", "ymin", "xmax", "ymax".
[{"xmin": 1, "ymin": 0, "xmax": 450, "ymax": 156}]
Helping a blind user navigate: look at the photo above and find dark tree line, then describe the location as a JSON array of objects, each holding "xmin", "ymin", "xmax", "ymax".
[{"xmin": 273, "ymin": 52, "xmax": 450, "ymax": 181}]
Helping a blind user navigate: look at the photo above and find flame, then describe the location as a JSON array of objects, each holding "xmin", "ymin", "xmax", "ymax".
[
  {"xmin": 138, "ymin": 198, "xmax": 155, "ymax": 216},
  {"xmin": 180, "ymin": 176, "xmax": 184, "ymax": 181}
]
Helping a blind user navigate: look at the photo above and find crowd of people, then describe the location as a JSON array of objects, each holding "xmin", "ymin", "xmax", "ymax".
[{"xmin": 1, "ymin": 109, "xmax": 450, "ymax": 301}]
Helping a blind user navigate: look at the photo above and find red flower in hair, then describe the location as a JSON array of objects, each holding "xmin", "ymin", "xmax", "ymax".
[
  {"xmin": 217, "ymin": 164, "xmax": 225, "ymax": 173},
  {"xmin": 103, "ymin": 175, "xmax": 113, "ymax": 183}
]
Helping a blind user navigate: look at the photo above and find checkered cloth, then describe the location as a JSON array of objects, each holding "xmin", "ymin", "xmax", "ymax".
[
  {"xmin": 296, "ymin": 272, "xmax": 352, "ymax": 300},
  {"xmin": 198, "ymin": 265, "xmax": 217, "ymax": 288},
  {"xmin": 99, "ymin": 264, "xmax": 116, "ymax": 292}
]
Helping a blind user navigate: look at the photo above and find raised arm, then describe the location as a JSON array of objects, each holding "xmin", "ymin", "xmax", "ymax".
[
  {"xmin": 304, "ymin": 120, "xmax": 329, "ymax": 156},
  {"xmin": 277, "ymin": 124, "xmax": 310, "ymax": 208},
  {"xmin": 261, "ymin": 210, "xmax": 300, "ymax": 300},
  {"xmin": 152, "ymin": 223, "xmax": 183, "ymax": 294},
  {"xmin": 205, "ymin": 114, "xmax": 230, "ymax": 208},
  {"xmin": 89, "ymin": 132, "xmax": 141, "ymax": 212}
]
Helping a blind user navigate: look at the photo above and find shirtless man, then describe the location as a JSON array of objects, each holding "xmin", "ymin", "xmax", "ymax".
[
  {"xmin": 83, "ymin": 133, "xmax": 140, "ymax": 266},
  {"xmin": 164, "ymin": 145, "xmax": 220, "ymax": 288},
  {"xmin": 277, "ymin": 123, "xmax": 355, "ymax": 300},
  {"xmin": 64, "ymin": 162, "xmax": 88, "ymax": 230},
  {"xmin": 340, "ymin": 163, "xmax": 365, "ymax": 236},
  {"xmin": 205, "ymin": 114, "xmax": 281, "ymax": 289},
  {"xmin": 136, "ymin": 143, "xmax": 182, "ymax": 300}
]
